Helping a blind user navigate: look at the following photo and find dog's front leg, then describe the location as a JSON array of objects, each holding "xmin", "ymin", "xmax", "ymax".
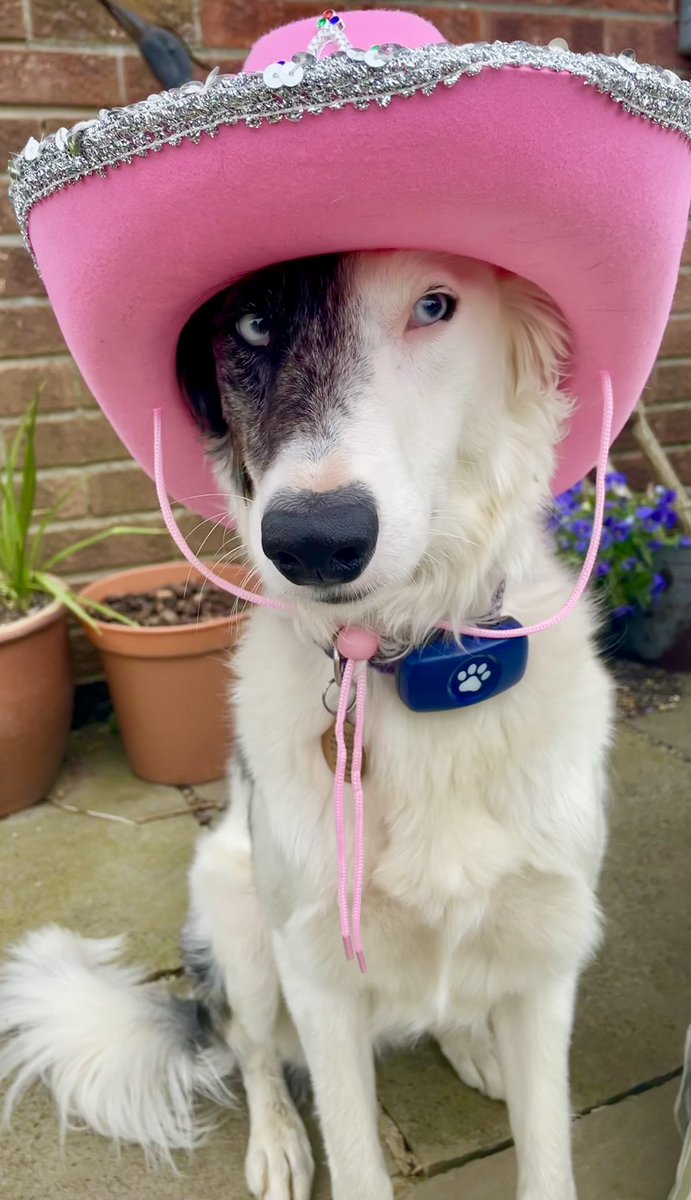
[
  {"xmin": 492, "ymin": 973, "xmax": 578, "ymax": 1200},
  {"xmin": 277, "ymin": 953, "xmax": 392, "ymax": 1200}
]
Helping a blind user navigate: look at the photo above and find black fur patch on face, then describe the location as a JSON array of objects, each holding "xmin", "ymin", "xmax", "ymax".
[{"xmin": 177, "ymin": 254, "xmax": 365, "ymax": 495}]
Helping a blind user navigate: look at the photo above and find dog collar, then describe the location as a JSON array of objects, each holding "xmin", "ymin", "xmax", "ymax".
[{"xmin": 323, "ymin": 580, "xmax": 524, "ymax": 705}]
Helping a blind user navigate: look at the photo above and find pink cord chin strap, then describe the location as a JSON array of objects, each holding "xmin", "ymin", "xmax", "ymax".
[{"xmin": 153, "ymin": 371, "xmax": 614, "ymax": 974}]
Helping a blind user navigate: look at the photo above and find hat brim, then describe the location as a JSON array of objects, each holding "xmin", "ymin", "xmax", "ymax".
[{"xmin": 22, "ymin": 53, "xmax": 691, "ymax": 517}]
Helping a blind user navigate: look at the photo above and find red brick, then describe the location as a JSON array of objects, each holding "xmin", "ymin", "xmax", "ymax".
[
  {"xmin": 30, "ymin": 0, "xmax": 196, "ymax": 44},
  {"xmin": 201, "ymin": 0, "xmax": 319, "ymax": 50},
  {"xmin": 394, "ymin": 7, "xmax": 483, "ymax": 44},
  {"xmin": 485, "ymin": 12, "xmax": 604, "ymax": 55},
  {"xmin": 0, "ymin": 191, "xmax": 17, "ymax": 236},
  {"xmin": 87, "ymin": 465, "xmax": 158, "ymax": 517},
  {"xmin": 0, "ymin": 358, "xmax": 91, "ymax": 417},
  {"xmin": 603, "ymin": 17, "xmax": 684, "ymax": 70},
  {"xmin": 2, "ymin": 411, "xmax": 127, "ymax": 467},
  {"xmin": 661, "ymin": 317, "xmax": 691, "ymax": 358},
  {"xmin": 0, "ymin": 304, "xmax": 66, "ymax": 357},
  {"xmin": 68, "ymin": 627, "xmax": 102, "ymax": 682},
  {"xmin": 614, "ymin": 405, "xmax": 691, "ymax": 451},
  {"xmin": 0, "ymin": 114, "xmax": 90, "ymax": 166},
  {"xmin": 511, "ymin": 0, "xmax": 672, "ymax": 10},
  {"xmin": 40, "ymin": 518, "xmax": 171, "ymax": 573},
  {"xmin": 649, "ymin": 361, "xmax": 691, "ymax": 404},
  {"xmin": 0, "ymin": 0, "xmax": 25, "ymax": 39},
  {"xmin": 614, "ymin": 447, "xmax": 691, "ymax": 489},
  {"xmin": 683, "ymin": 230, "xmax": 691, "ymax": 267},
  {"xmin": 0, "ymin": 246, "xmax": 45, "ymax": 298},
  {"xmin": 673, "ymin": 271, "xmax": 691, "ymax": 313},
  {"xmin": 0, "ymin": 50, "xmax": 120, "ymax": 107},
  {"xmin": 120, "ymin": 49, "xmax": 241, "ymax": 101},
  {"xmin": 35, "ymin": 470, "xmax": 89, "ymax": 520},
  {"xmin": 0, "ymin": 114, "xmax": 86, "ymax": 168}
]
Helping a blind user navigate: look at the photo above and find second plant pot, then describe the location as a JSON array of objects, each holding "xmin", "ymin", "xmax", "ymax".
[{"xmin": 79, "ymin": 560, "xmax": 255, "ymax": 786}]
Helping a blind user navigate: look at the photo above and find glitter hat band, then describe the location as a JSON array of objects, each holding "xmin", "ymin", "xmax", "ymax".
[{"xmin": 8, "ymin": 8, "xmax": 691, "ymax": 516}]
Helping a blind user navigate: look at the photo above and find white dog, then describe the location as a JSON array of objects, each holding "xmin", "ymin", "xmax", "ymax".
[{"xmin": 0, "ymin": 251, "xmax": 614, "ymax": 1200}]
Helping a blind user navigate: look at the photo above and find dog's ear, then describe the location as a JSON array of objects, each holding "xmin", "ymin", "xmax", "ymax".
[
  {"xmin": 176, "ymin": 294, "xmax": 229, "ymax": 438},
  {"xmin": 500, "ymin": 274, "xmax": 569, "ymax": 397}
]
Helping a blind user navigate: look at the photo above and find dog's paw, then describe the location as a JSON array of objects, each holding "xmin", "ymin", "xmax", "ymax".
[
  {"xmin": 439, "ymin": 1024, "xmax": 505, "ymax": 1101},
  {"xmin": 245, "ymin": 1102, "xmax": 314, "ymax": 1200},
  {"xmin": 456, "ymin": 662, "xmax": 493, "ymax": 695}
]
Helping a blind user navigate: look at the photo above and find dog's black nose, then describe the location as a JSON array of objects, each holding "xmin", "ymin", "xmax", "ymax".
[{"xmin": 261, "ymin": 486, "xmax": 378, "ymax": 587}]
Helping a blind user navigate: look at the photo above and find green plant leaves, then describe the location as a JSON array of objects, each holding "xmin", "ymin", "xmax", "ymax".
[{"xmin": 1, "ymin": 388, "xmax": 166, "ymax": 620}]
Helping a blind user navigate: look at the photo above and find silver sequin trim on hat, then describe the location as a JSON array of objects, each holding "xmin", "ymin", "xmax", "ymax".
[{"xmin": 8, "ymin": 39, "xmax": 691, "ymax": 266}]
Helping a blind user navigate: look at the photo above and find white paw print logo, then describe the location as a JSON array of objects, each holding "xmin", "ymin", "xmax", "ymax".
[{"xmin": 457, "ymin": 662, "xmax": 492, "ymax": 694}]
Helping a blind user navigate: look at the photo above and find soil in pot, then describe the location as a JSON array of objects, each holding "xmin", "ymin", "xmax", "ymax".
[
  {"xmin": 0, "ymin": 592, "xmax": 74, "ymax": 817},
  {"xmin": 102, "ymin": 582, "xmax": 246, "ymax": 627},
  {"xmin": 79, "ymin": 562, "xmax": 255, "ymax": 787}
]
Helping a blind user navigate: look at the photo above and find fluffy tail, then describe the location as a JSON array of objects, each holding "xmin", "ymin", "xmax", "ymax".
[{"xmin": 0, "ymin": 925, "xmax": 235, "ymax": 1159}]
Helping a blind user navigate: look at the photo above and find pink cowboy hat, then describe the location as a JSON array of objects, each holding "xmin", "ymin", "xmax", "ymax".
[{"xmin": 9, "ymin": 9, "xmax": 691, "ymax": 519}]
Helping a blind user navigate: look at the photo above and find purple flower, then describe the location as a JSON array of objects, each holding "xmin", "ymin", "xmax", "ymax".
[
  {"xmin": 613, "ymin": 604, "xmax": 634, "ymax": 618},
  {"xmin": 572, "ymin": 519, "xmax": 592, "ymax": 537},
  {"xmin": 635, "ymin": 505, "xmax": 654, "ymax": 521},
  {"xmin": 622, "ymin": 557, "xmax": 638, "ymax": 572},
  {"xmin": 605, "ymin": 471, "xmax": 628, "ymax": 487},
  {"xmin": 652, "ymin": 572, "xmax": 668, "ymax": 595},
  {"xmin": 596, "ymin": 562, "xmax": 611, "ymax": 578},
  {"xmin": 681, "ymin": 535, "xmax": 691, "ymax": 548}
]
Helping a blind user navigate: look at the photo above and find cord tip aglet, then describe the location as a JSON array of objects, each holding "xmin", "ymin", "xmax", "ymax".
[{"xmin": 343, "ymin": 935, "xmax": 354, "ymax": 960}]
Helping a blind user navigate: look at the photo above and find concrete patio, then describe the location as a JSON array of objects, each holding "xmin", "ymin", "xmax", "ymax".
[{"xmin": 1, "ymin": 681, "xmax": 690, "ymax": 1200}]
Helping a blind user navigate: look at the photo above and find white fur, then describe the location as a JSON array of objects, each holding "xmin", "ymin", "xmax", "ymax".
[
  {"xmin": 0, "ymin": 926, "xmax": 233, "ymax": 1161},
  {"xmin": 0, "ymin": 253, "xmax": 614, "ymax": 1200}
]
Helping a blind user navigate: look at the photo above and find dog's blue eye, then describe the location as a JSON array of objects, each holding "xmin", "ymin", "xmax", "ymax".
[
  {"xmin": 409, "ymin": 292, "xmax": 455, "ymax": 328},
  {"xmin": 236, "ymin": 314, "xmax": 270, "ymax": 347}
]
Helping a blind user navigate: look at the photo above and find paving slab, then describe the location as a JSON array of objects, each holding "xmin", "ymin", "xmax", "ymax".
[
  {"xmin": 0, "ymin": 1077, "xmax": 337, "ymax": 1200},
  {"xmin": 378, "ymin": 725, "xmax": 691, "ymax": 1171},
  {"xmin": 49, "ymin": 725, "xmax": 192, "ymax": 823},
  {"xmin": 189, "ymin": 776, "xmax": 229, "ymax": 810},
  {"xmin": 0, "ymin": 801, "xmax": 197, "ymax": 972},
  {"xmin": 630, "ymin": 686, "xmax": 691, "ymax": 761},
  {"xmin": 404, "ymin": 1081, "xmax": 681, "ymax": 1200}
]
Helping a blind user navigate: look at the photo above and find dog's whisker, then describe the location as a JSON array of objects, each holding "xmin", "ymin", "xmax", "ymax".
[
  {"xmin": 181, "ymin": 513, "xmax": 237, "ymax": 599},
  {"xmin": 433, "ymin": 530, "xmax": 481, "ymax": 549}
]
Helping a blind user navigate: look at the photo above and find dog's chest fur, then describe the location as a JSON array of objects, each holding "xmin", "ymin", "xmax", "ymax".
[{"xmin": 232, "ymin": 589, "xmax": 611, "ymax": 1032}]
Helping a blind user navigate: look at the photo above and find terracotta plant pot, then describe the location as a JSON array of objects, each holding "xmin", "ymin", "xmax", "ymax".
[
  {"xmin": 79, "ymin": 561, "xmax": 255, "ymax": 786},
  {"xmin": 0, "ymin": 593, "xmax": 74, "ymax": 817}
]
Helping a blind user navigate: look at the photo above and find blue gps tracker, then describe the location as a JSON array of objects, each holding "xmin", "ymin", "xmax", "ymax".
[{"xmin": 395, "ymin": 618, "xmax": 528, "ymax": 713}]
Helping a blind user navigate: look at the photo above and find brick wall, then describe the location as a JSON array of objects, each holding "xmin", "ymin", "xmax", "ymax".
[{"xmin": 1, "ymin": 0, "xmax": 690, "ymax": 678}]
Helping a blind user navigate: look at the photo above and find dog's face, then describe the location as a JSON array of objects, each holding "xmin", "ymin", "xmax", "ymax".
[{"xmin": 178, "ymin": 251, "xmax": 567, "ymax": 630}]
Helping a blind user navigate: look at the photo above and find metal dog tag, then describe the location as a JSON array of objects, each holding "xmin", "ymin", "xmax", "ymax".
[{"xmin": 321, "ymin": 718, "xmax": 367, "ymax": 782}]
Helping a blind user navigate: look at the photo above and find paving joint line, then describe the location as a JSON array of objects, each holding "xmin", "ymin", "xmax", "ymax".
[
  {"xmin": 145, "ymin": 965, "xmax": 184, "ymax": 983},
  {"xmin": 406, "ymin": 1066, "xmax": 683, "ymax": 1182},
  {"xmin": 624, "ymin": 719, "xmax": 691, "ymax": 766},
  {"xmin": 575, "ymin": 1064, "xmax": 682, "ymax": 1119}
]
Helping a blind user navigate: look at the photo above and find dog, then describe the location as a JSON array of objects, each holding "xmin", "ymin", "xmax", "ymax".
[{"xmin": 0, "ymin": 250, "xmax": 614, "ymax": 1200}]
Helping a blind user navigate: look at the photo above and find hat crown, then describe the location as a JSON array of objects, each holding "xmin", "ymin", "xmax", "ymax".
[{"xmin": 243, "ymin": 9, "xmax": 445, "ymax": 73}]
